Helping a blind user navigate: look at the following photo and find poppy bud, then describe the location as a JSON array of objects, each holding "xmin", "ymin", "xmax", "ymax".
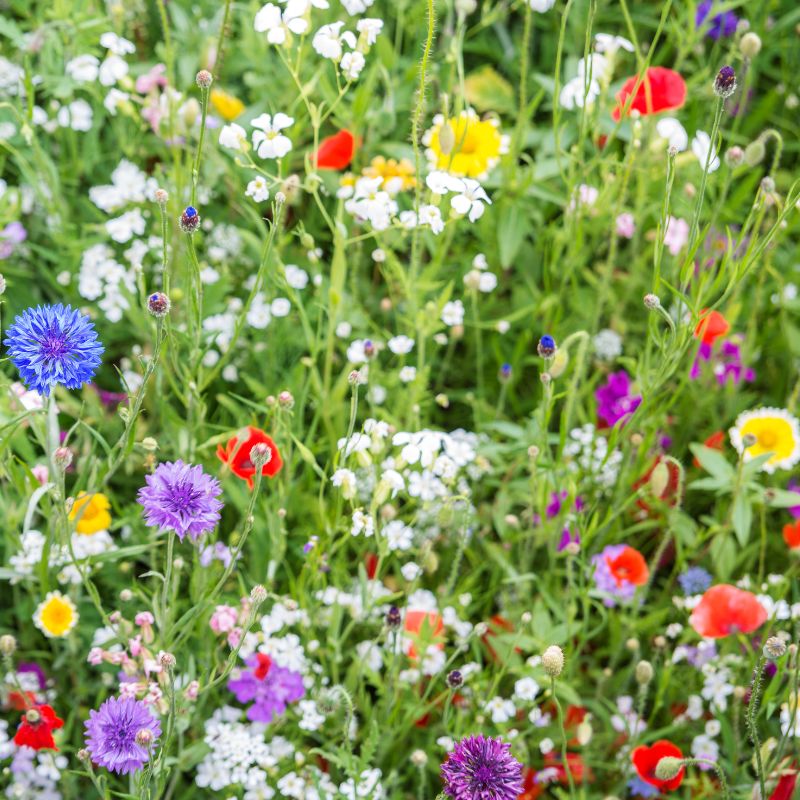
[
  {"xmin": 740, "ymin": 32, "xmax": 762, "ymax": 58},
  {"xmin": 548, "ymin": 349, "xmax": 569, "ymax": 378},
  {"xmin": 654, "ymin": 757, "xmax": 684, "ymax": 781},
  {"xmin": 763, "ymin": 636, "xmax": 787, "ymax": 660},
  {"xmin": 649, "ymin": 462, "xmax": 670, "ymax": 498},
  {"xmin": 542, "ymin": 645, "xmax": 564, "ymax": 677},
  {"xmin": 438, "ymin": 122, "xmax": 456, "ymax": 156},
  {"xmin": 744, "ymin": 139, "xmax": 765, "ymax": 166},
  {"xmin": 635, "ymin": 660, "xmax": 654, "ymax": 685},
  {"xmin": 0, "ymin": 634, "xmax": 17, "ymax": 656}
]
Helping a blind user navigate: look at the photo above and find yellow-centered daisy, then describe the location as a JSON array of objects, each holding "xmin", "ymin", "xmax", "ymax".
[
  {"xmin": 34, "ymin": 591, "xmax": 79, "ymax": 638},
  {"xmin": 424, "ymin": 110, "xmax": 508, "ymax": 178},
  {"xmin": 69, "ymin": 492, "xmax": 112, "ymax": 535},
  {"xmin": 729, "ymin": 407, "xmax": 800, "ymax": 473}
]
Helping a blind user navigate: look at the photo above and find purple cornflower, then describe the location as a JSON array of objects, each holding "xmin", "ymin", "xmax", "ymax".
[
  {"xmin": 84, "ymin": 696, "xmax": 161, "ymax": 775},
  {"xmin": 0, "ymin": 221, "xmax": 27, "ymax": 259},
  {"xmin": 690, "ymin": 335, "xmax": 755, "ymax": 385},
  {"xmin": 695, "ymin": 0, "xmax": 737, "ymax": 39},
  {"xmin": 137, "ymin": 460, "xmax": 223, "ymax": 542},
  {"xmin": 595, "ymin": 370, "xmax": 641, "ymax": 428},
  {"xmin": 4, "ymin": 304, "xmax": 104, "ymax": 396},
  {"xmin": 227, "ymin": 654, "xmax": 305, "ymax": 723},
  {"xmin": 678, "ymin": 566, "xmax": 712, "ymax": 595},
  {"xmin": 440, "ymin": 734, "xmax": 523, "ymax": 800}
]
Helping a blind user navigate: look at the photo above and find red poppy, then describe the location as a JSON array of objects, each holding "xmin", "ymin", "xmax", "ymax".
[
  {"xmin": 783, "ymin": 521, "xmax": 800, "ymax": 550},
  {"xmin": 404, "ymin": 610, "xmax": 444, "ymax": 659},
  {"xmin": 544, "ymin": 750, "xmax": 591, "ymax": 784},
  {"xmin": 14, "ymin": 704, "xmax": 64, "ymax": 751},
  {"xmin": 694, "ymin": 309, "xmax": 730, "ymax": 346},
  {"xmin": 631, "ymin": 740, "xmax": 685, "ymax": 792},
  {"xmin": 605, "ymin": 546, "xmax": 649, "ymax": 588},
  {"xmin": 770, "ymin": 770, "xmax": 798, "ymax": 800},
  {"xmin": 254, "ymin": 653, "xmax": 272, "ymax": 680},
  {"xmin": 612, "ymin": 67, "xmax": 687, "ymax": 121},
  {"xmin": 217, "ymin": 426, "xmax": 283, "ymax": 489},
  {"xmin": 689, "ymin": 584, "xmax": 768, "ymax": 638},
  {"xmin": 693, "ymin": 430, "xmax": 725, "ymax": 468},
  {"xmin": 314, "ymin": 130, "xmax": 355, "ymax": 170},
  {"xmin": 7, "ymin": 690, "xmax": 37, "ymax": 711},
  {"xmin": 365, "ymin": 552, "xmax": 379, "ymax": 580}
]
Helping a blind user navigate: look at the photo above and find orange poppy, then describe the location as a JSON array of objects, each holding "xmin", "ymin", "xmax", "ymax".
[
  {"xmin": 689, "ymin": 584, "xmax": 767, "ymax": 638},
  {"xmin": 314, "ymin": 130, "xmax": 356, "ymax": 170},
  {"xmin": 632, "ymin": 740, "xmax": 685, "ymax": 792},
  {"xmin": 404, "ymin": 610, "xmax": 444, "ymax": 659},
  {"xmin": 783, "ymin": 520, "xmax": 800, "ymax": 550},
  {"xmin": 694, "ymin": 309, "xmax": 730, "ymax": 346},
  {"xmin": 605, "ymin": 546, "xmax": 649, "ymax": 588}
]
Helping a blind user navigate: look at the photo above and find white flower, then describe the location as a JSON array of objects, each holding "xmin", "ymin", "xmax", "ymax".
[
  {"xmin": 398, "ymin": 366, "xmax": 417, "ymax": 383},
  {"xmin": 692, "ymin": 130, "xmax": 720, "ymax": 173},
  {"xmin": 271, "ymin": 297, "xmax": 291, "ymax": 316},
  {"xmin": 313, "ymin": 22, "xmax": 357, "ymax": 60},
  {"xmin": 254, "ymin": 1, "xmax": 308, "ymax": 44},
  {"xmin": 441, "ymin": 300, "xmax": 464, "ymax": 326},
  {"xmin": 219, "ymin": 123, "xmax": 248, "ymax": 150},
  {"xmin": 356, "ymin": 18, "xmax": 383, "ymax": 45},
  {"xmin": 106, "ymin": 209, "xmax": 145, "ymax": 243},
  {"xmin": 449, "ymin": 178, "xmax": 491, "ymax": 222},
  {"xmin": 351, "ymin": 510, "xmax": 374, "ymax": 537},
  {"xmin": 485, "ymin": 696, "xmax": 516, "ymax": 724},
  {"xmin": 332, "ymin": 468, "xmax": 358, "ymax": 499},
  {"xmin": 514, "ymin": 677, "xmax": 541, "ymax": 702},
  {"xmin": 593, "ymin": 328, "xmax": 622, "ymax": 361},
  {"xmin": 559, "ymin": 76, "xmax": 600, "ymax": 110},
  {"xmin": 419, "ymin": 204, "xmax": 444, "ymax": 234},
  {"xmin": 66, "ymin": 54, "xmax": 99, "ymax": 82},
  {"xmin": 340, "ymin": 50, "xmax": 365, "ymax": 81},
  {"xmin": 103, "ymin": 89, "xmax": 129, "ymax": 116},
  {"xmin": 99, "ymin": 55, "xmax": 128, "ymax": 86},
  {"xmin": 251, "ymin": 113, "xmax": 294, "ymax": 159},
  {"xmin": 401, "ymin": 562, "xmax": 422, "ymax": 581},
  {"xmin": 57, "ymin": 99, "xmax": 93, "ymax": 131},
  {"xmin": 345, "ymin": 176, "xmax": 397, "ymax": 230},
  {"xmin": 529, "ymin": 0, "xmax": 555, "ymax": 10},
  {"xmin": 382, "ymin": 520, "xmax": 414, "ymax": 551},
  {"xmin": 426, "ymin": 170, "xmax": 457, "ymax": 195},
  {"xmin": 656, "ymin": 117, "xmax": 688, "ymax": 152},
  {"xmin": 100, "ymin": 32, "xmax": 135, "ymax": 55},
  {"xmin": 594, "ymin": 33, "xmax": 635, "ymax": 54},
  {"xmin": 246, "ymin": 175, "xmax": 270, "ymax": 202},
  {"xmin": 388, "ymin": 335, "xmax": 415, "ymax": 355},
  {"xmin": 284, "ymin": 264, "xmax": 309, "ymax": 289},
  {"xmin": 356, "ymin": 640, "xmax": 383, "ymax": 671},
  {"xmin": 341, "ymin": 0, "xmax": 375, "ymax": 14}
]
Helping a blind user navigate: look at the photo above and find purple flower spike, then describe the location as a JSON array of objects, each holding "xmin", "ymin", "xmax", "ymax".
[
  {"xmin": 440, "ymin": 734, "xmax": 523, "ymax": 800},
  {"xmin": 137, "ymin": 460, "xmax": 223, "ymax": 541},
  {"xmin": 84, "ymin": 696, "xmax": 161, "ymax": 775}
]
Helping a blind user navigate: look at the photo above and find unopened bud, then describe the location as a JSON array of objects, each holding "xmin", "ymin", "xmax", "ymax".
[
  {"xmin": 250, "ymin": 584, "xmax": 268, "ymax": 604},
  {"xmin": 135, "ymin": 728, "xmax": 155, "ymax": 747},
  {"xmin": 542, "ymin": 645, "xmax": 564, "ymax": 677},
  {"xmin": 635, "ymin": 660, "xmax": 654, "ymax": 685},
  {"xmin": 725, "ymin": 146, "xmax": 745, "ymax": 167},
  {"xmin": 740, "ymin": 32, "xmax": 762, "ymax": 58},
  {"xmin": 160, "ymin": 652, "xmax": 176, "ymax": 669},
  {"xmin": 438, "ymin": 123, "xmax": 456, "ymax": 156},
  {"xmin": 195, "ymin": 70, "xmax": 213, "ymax": 89},
  {"xmin": 0, "ymin": 634, "xmax": 17, "ymax": 656},
  {"xmin": 54, "ymin": 446, "xmax": 73, "ymax": 470},
  {"xmin": 744, "ymin": 139, "xmax": 766, "ymax": 166},
  {"xmin": 643, "ymin": 293, "xmax": 660, "ymax": 309},
  {"xmin": 147, "ymin": 291, "xmax": 171, "ymax": 317},
  {"xmin": 154, "ymin": 188, "xmax": 168, "ymax": 207},
  {"xmin": 250, "ymin": 443, "xmax": 273, "ymax": 469},
  {"xmin": 446, "ymin": 669, "xmax": 463, "ymax": 688},
  {"xmin": 742, "ymin": 433, "xmax": 758, "ymax": 448},
  {"xmin": 141, "ymin": 437, "xmax": 158, "ymax": 452},
  {"xmin": 763, "ymin": 636, "xmax": 787, "ymax": 660},
  {"xmin": 655, "ymin": 757, "xmax": 684, "ymax": 781}
]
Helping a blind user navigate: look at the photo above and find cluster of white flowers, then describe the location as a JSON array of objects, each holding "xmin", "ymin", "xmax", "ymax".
[
  {"xmin": 8, "ymin": 528, "xmax": 115, "ymax": 586},
  {"xmin": 593, "ymin": 328, "xmax": 623, "ymax": 361},
  {"xmin": 559, "ymin": 33, "xmax": 634, "ymax": 110},
  {"xmin": 562, "ymin": 424, "xmax": 623, "ymax": 489},
  {"xmin": 463, "ymin": 253, "xmax": 498, "ymax": 293}
]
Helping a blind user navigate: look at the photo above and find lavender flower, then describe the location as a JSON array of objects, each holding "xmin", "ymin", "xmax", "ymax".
[
  {"xmin": 137, "ymin": 460, "xmax": 223, "ymax": 541},
  {"xmin": 689, "ymin": 335, "xmax": 755, "ymax": 385},
  {"xmin": 595, "ymin": 370, "xmax": 641, "ymax": 428},
  {"xmin": 4, "ymin": 304, "xmax": 104, "ymax": 396},
  {"xmin": 440, "ymin": 734, "xmax": 523, "ymax": 800},
  {"xmin": 678, "ymin": 566, "xmax": 712, "ymax": 595},
  {"xmin": 591, "ymin": 544, "xmax": 641, "ymax": 607},
  {"xmin": 227, "ymin": 655, "xmax": 305, "ymax": 723},
  {"xmin": 695, "ymin": 0, "xmax": 737, "ymax": 39},
  {"xmin": 84, "ymin": 696, "xmax": 161, "ymax": 775},
  {"xmin": 0, "ymin": 221, "xmax": 27, "ymax": 259}
]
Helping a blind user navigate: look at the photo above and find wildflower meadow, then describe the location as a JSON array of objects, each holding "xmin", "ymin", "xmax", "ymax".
[{"xmin": 1, "ymin": 0, "xmax": 800, "ymax": 797}]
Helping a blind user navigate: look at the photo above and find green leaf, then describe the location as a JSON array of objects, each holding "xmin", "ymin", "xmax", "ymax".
[
  {"xmin": 689, "ymin": 444, "xmax": 735, "ymax": 481},
  {"xmin": 464, "ymin": 66, "xmax": 516, "ymax": 114},
  {"xmin": 497, "ymin": 204, "xmax": 529, "ymax": 269},
  {"xmin": 763, "ymin": 488, "xmax": 800, "ymax": 508},
  {"xmin": 732, "ymin": 495, "xmax": 753, "ymax": 547}
]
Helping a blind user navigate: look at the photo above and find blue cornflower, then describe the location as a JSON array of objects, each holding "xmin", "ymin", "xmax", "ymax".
[
  {"xmin": 695, "ymin": 0, "xmax": 738, "ymax": 40},
  {"xmin": 4, "ymin": 304, "xmax": 104, "ymax": 396},
  {"xmin": 678, "ymin": 566, "xmax": 712, "ymax": 595},
  {"xmin": 537, "ymin": 334, "xmax": 557, "ymax": 359},
  {"xmin": 627, "ymin": 776, "xmax": 661, "ymax": 798}
]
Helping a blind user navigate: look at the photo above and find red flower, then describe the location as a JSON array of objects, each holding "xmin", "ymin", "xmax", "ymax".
[
  {"xmin": 694, "ymin": 309, "xmax": 730, "ymax": 346},
  {"xmin": 631, "ymin": 740, "xmax": 685, "ymax": 792},
  {"xmin": 404, "ymin": 610, "xmax": 444, "ymax": 659},
  {"xmin": 689, "ymin": 584, "xmax": 768, "ymax": 638},
  {"xmin": 605, "ymin": 546, "xmax": 649, "ymax": 588},
  {"xmin": 783, "ymin": 520, "xmax": 800, "ymax": 550},
  {"xmin": 14, "ymin": 704, "xmax": 64, "ymax": 751},
  {"xmin": 217, "ymin": 426, "xmax": 283, "ymax": 489},
  {"xmin": 254, "ymin": 653, "xmax": 273, "ymax": 681},
  {"xmin": 693, "ymin": 430, "xmax": 725, "ymax": 468},
  {"xmin": 634, "ymin": 456, "xmax": 683, "ymax": 512},
  {"xmin": 612, "ymin": 67, "xmax": 687, "ymax": 121},
  {"xmin": 314, "ymin": 130, "xmax": 355, "ymax": 170},
  {"xmin": 770, "ymin": 770, "xmax": 798, "ymax": 800}
]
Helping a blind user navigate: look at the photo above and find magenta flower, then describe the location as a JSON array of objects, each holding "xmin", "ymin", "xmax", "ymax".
[
  {"xmin": 441, "ymin": 734, "xmax": 523, "ymax": 800},
  {"xmin": 595, "ymin": 370, "xmax": 641, "ymax": 428}
]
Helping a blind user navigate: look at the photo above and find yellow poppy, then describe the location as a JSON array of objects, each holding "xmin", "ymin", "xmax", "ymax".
[{"xmin": 69, "ymin": 492, "xmax": 112, "ymax": 535}]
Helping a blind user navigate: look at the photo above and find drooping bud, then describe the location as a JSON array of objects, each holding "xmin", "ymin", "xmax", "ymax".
[{"xmin": 654, "ymin": 757, "xmax": 684, "ymax": 781}]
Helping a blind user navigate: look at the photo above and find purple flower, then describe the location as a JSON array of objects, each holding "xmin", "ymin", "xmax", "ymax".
[
  {"xmin": 4, "ymin": 304, "xmax": 104, "ymax": 396},
  {"xmin": 695, "ymin": 0, "xmax": 737, "ymax": 39},
  {"xmin": 137, "ymin": 460, "xmax": 223, "ymax": 542},
  {"xmin": 628, "ymin": 776, "xmax": 661, "ymax": 798},
  {"xmin": 440, "ymin": 734, "xmax": 523, "ymax": 800},
  {"xmin": 84, "ymin": 696, "xmax": 161, "ymax": 775},
  {"xmin": 591, "ymin": 544, "xmax": 640, "ymax": 607},
  {"xmin": 690, "ymin": 335, "xmax": 755, "ymax": 385},
  {"xmin": 17, "ymin": 662, "xmax": 47, "ymax": 691},
  {"xmin": 227, "ymin": 655, "xmax": 305, "ymax": 723},
  {"xmin": 546, "ymin": 491, "xmax": 585, "ymax": 519},
  {"xmin": 787, "ymin": 481, "xmax": 800, "ymax": 519},
  {"xmin": 557, "ymin": 527, "xmax": 580, "ymax": 552},
  {"xmin": 199, "ymin": 541, "xmax": 236, "ymax": 567},
  {"xmin": 595, "ymin": 370, "xmax": 641, "ymax": 428},
  {"xmin": 0, "ymin": 221, "xmax": 26, "ymax": 259}
]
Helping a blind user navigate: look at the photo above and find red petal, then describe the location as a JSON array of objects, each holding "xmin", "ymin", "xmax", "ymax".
[
  {"xmin": 613, "ymin": 67, "xmax": 687, "ymax": 121},
  {"xmin": 315, "ymin": 130, "xmax": 355, "ymax": 170}
]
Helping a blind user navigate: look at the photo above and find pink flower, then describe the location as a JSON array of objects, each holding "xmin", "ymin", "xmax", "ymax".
[
  {"xmin": 210, "ymin": 604, "xmax": 239, "ymax": 634},
  {"xmin": 227, "ymin": 627, "xmax": 243, "ymax": 649},
  {"xmin": 184, "ymin": 680, "xmax": 200, "ymax": 701},
  {"xmin": 31, "ymin": 464, "xmax": 49, "ymax": 484},
  {"xmin": 135, "ymin": 64, "xmax": 167, "ymax": 94},
  {"xmin": 135, "ymin": 611, "xmax": 155, "ymax": 643},
  {"xmin": 129, "ymin": 635, "xmax": 143, "ymax": 656},
  {"xmin": 616, "ymin": 212, "xmax": 635, "ymax": 239},
  {"xmin": 87, "ymin": 647, "xmax": 104, "ymax": 665},
  {"xmin": 664, "ymin": 216, "xmax": 689, "ymax": 256}
]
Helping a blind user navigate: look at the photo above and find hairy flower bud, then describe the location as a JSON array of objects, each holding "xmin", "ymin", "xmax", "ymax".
[
  {"xmin": 713, "ymin": 65, "xmax": 737, "ymax": 98},
  {"xmin": 542, "ymin": 645, "xmax": 564, "ymax": 677},
  {"xmin": 763, "ymin": 636, "xmax": 787, "ymax": 660},
  {"xmin": 635, "ymin": 660, "xmax": 654, "ymax": 686},
  {"xmin": 179, "ymin": 206, "xmax": 201, "ymax": 234},
  {"xmin": 654, "ymin": 757, "xmax": 684, "ymax": 781},
  {"xmin": 740, "ymin": 32, "xmax": 762, "ymax": 58},
  {"xmin": 0, "ymin": 634, "xmax": 17, "ymax": 657},
  {"xmin": 195, "ymin": 70, "xmax": 213, "ymax": 89},
  {"xmin": 147, "ymin": 291, "xmax": 171, "ymax": 317}
]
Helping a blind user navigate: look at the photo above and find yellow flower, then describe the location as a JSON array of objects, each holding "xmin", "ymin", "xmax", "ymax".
[
  {"xmin": 210, "ymin": 89, "xmax": 245, "ymax": 121},
  {"xmin": 362, "ymin": 156, "xmax": 416, "ymax": 193},
  {"xmin": 730, "ymin": 407, "xmax": 800, "ymax": 473},
  {"xmin": 69, "ymin": 492, "xmax": 111, "ymax": 535},
  {"xmin": 34, "ymin": 591, "xmax": 78, "ymax": 638},
  {"xmin": 424, "ymin": 110, "xmax": 507, "ymax": 178}
]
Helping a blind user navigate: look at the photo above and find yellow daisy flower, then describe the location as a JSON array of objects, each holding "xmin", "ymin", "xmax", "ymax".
[
  {"xmin": 69, "ymin": 492, "xmax": 112, "ymax": 535},
  {"xmin": 424, "ymin": 110, "xmax": 508, "ymax": 178},
  {"xmin": 362, "ymin": 156, "xmax": 416, "ymax": 194},
  {"xmin": 34, "ymin": 591, "xmax": 79, "ymax": 638},
  {"xmin": 729, "ymin": 407, "xmax": 800, "ymax": 473},
  {"xmin": 210, "ymin": 88, "xmax": 245, "ymax": 121}
]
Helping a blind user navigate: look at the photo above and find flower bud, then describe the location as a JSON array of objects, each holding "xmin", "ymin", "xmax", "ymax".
[
  {"xmin": 135, "ymin": 728, "xmax": 154, "ymax": 747},
  {"xmin": 54, "ymin": 446, "xmax": 73, "ymax": 471},
  {"xmin": 160, "ymin": 651, "xmax": 176, "ymax": 669},
  {"xmin": 141, "ymin": 437, "xmax": 158, "ymax": 452},
  {"xmin": 250, "ymin": 443, "xmax": 273, "ymax": 469},
  {"xmin": 154, "ymin": 188, "xmax": 169, "ymax": 207},
  {"xmin": 438, "ymin": 123, "xmax": 456, "ymax": 156},
  {"xmin": 250, "ymin": 584, "xmax": 268, "ymax": 604},
  {"xmin": 740, "ymin": 32, "xmax": 762, "ymax": 58},
  {"xmin": 643, "ymin": 293, "xmax": 660, "ymax": 309},
  {"xmin": 195, "ymin": 70, "xmax": 213, "ymax": 89},
  {"xmin": 725, "ymin": 146, "xmax": 745, "ymax": 167},
  {"xmin": 386, "ymin": 606, "xmax": 401, "ymax": 628},
  {"xmin": 147, "ymin": 291, "xmax": 171, "ymax": 317},
  {"xmin": 447, "ymin": 669, "xmax": 463, "ymax": 688},
  {"xmin": 654, "ymin": 757, "xmax": 684, "ymax": 781},
  {"xmin": 713, "ymin": 65, "xmax": 737, "ymax": 98},
  {"xmin": 763, "ymin": 636, "xmax": 787, "ymax": 660},
  {"xmin": 744, "ymin": 139, "xmax": 766, "ymax": 166},
  {"xmin": 179, "ymin": 206, "xmax": 201, "ymax": 234},
  {"xmin": 635, "ymin": 660, "xmax": 654, "ymax": 685},
  {"xmin": 537, "ymin": 334, "xmax": 557, "ymax": 359},
  {"xmin": 542, "ymin": 645, "xmax": 564, "ymax": 677},
  {"xmin": 0, "ymin": 634, "xmax": 17, "ymax": 656}
]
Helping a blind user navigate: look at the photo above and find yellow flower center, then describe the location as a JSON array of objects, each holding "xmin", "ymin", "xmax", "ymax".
[
  {"xmin": 69, "ymin": 492, "xmax": 111, "ymax": 535},
  {"xmin": 39, "ymin": 596, "xmax": 75, "ymax": 637},
  {"xmin": 740, "ymin": 417, "xmax": 796, "ymax": 464},
  {"xmin": 428, "ymin": 114, "xmax": 504, "ymax": 178}
]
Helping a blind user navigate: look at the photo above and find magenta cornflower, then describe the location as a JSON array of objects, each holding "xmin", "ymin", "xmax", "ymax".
[
  {"xmin": 84, "ymin": 696, "xmax": 161, "ymax": 775},
  {"xmin": 227, "ymin": 654, "xmax": 305, "ymax": 723},
  {"xmin": 595, "ymin": 370, "xmax": 641, "ymax": 428},
  {"xmin": 137, "ymin": 460, "xmax": 223, "ymax": 541},
  {"xmin": 440, "ymin": 734, "xmax": 523, "ymax": 800}
]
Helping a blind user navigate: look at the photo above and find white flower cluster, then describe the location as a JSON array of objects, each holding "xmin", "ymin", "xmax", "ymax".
[
  {"xmin": 562, "ymin": 423, "xmax": 623, "ymax": 490},
  {"xmin": 559, "ymin": 33, "xmax": 634, "ymax": 110}
]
